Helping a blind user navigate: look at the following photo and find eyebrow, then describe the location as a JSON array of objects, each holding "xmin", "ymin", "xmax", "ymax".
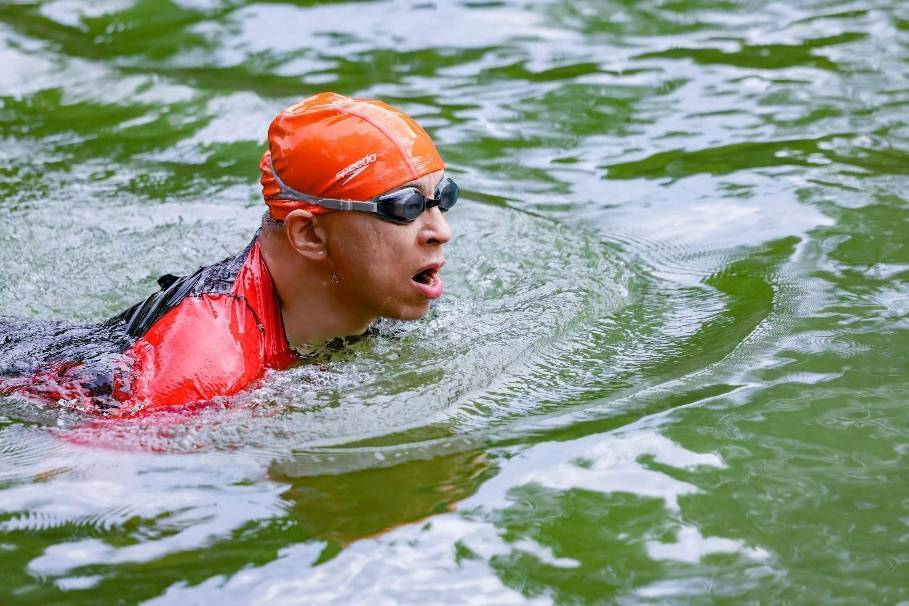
[{"xmin": 386, "ymin": 174, "xmax": 442, "ymax": 196}]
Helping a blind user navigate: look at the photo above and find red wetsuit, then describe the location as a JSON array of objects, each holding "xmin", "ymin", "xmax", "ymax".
[{"xmin": 0, "ymin": 235, "xmax": 297, "ymax": 413}]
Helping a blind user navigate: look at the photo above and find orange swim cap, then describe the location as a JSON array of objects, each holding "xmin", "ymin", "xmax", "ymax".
[{"xmin": 260, "ymin": 92, "xmax": 445, "ymax": 221}]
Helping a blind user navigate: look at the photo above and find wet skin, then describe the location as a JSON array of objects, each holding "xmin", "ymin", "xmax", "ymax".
[
  {"xmin": 318, "ymin": 170, "xmax": 452, "ymax": 322},
  {"xmin": 260, "ymin": 169, "xmax": 453, "ymax": 348}
]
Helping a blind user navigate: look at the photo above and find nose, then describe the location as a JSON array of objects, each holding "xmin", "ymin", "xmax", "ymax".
[{"xmin": 418, "ymin": 206, "xmax": 452, "ymax": 247}]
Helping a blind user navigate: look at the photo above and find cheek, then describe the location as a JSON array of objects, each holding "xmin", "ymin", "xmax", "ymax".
[
  {"xmin": 330, "ymin": 223, "xmax": 413, "ymax": 292},
  {"xmin": 328, "ymin": 221, "xmax": 379, "ymax": 270},
  {"xmin": 364, "ymin": 247, "xmax": 410, "ymax": 297}
]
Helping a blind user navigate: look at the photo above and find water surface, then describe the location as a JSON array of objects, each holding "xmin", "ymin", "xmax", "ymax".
[{"xmin": 1, "ymin": 0, "xmax": 908, "ymax": 603}]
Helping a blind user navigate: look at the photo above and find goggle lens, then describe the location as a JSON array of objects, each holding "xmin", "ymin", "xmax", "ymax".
[
  {"xmin": 437, "ymin": 178, "xmax": 459, "ymax": 211},
  {"xmin": 375, "ymin": 177, "xmax": 459, "ymax": 223}
]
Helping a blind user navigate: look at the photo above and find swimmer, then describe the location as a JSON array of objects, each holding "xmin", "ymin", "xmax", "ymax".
[{"xmin": 0, "ymin": 92, "xmax": 457, "ymax": 412}]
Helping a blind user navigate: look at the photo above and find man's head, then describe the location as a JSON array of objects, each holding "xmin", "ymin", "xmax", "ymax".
[
  {"xmin": 260, "ymin": 92, "xmax": 447, "ymax": 218},
  {"xmin": 258, "ymin": 93, "xmax": 455, "ymax": 336}
]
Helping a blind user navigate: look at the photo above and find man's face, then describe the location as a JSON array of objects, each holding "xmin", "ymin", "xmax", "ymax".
[{"xmin": 320, "ymin": 170, "xmax": 453, "ymax": 321}]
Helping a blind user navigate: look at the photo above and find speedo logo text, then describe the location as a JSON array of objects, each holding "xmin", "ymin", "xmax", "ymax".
[{"xmin": 336, "ymin": 153, "xmax": 378, "ymax": 181}]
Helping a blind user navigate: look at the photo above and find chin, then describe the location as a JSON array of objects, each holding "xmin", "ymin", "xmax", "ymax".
[{"xmin": 384, "ymin": 300, "xmax": 431, "ymax": 322}]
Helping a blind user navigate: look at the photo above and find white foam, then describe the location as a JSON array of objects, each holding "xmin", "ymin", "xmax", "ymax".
[
  {"xmin": 146, "ymin": 515, "xmax": 540, "ymax": 606},
  {"xmin": 55, "ymin": 574, "xmax": 103, "ymax": 591},
  {"xmin": 470, "ymin": 429, "xmax": 724, "ymax": 512},
  {"xmin": 11, "ymin": 446, "xmax": 284, "ymax": 578},
  {"xmin": 645, "ymin": 525, "xmax": 770, "ymax": 564}
]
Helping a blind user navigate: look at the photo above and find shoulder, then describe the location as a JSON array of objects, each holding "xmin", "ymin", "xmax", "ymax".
[
  {"xmin": 120, "ymin": 292, "xmax": 267, "ymax": 408},
  {"xmin": 114, "ymin": 239, "xmax": 255, "ymax": 340},
  {"xmin": 114, "ymin": 239, "xmax": 271, "ymax": 408}
]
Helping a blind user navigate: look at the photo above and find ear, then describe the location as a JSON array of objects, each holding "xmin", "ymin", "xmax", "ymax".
[{"xmin": 283, "ymin": 209, "xmax": 328, "ymax": 261}]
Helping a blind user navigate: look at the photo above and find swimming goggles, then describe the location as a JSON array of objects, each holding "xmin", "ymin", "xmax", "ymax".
[{"xmin": 269, "ymin": 156, "xmax": 459, "ymax": 224}]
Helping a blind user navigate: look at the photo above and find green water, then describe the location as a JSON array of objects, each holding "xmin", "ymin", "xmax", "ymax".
[{"xmin": 1, "ymin": 0, "xmax": 908, "ymax": 603}]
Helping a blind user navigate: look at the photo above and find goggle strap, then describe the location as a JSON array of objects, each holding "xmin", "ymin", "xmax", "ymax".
[
  {"xmin": 268, "ymin": 156, "xmax": 377, "ymax": 213},
  {"xmin": 320, "ymin": 199, "xmax": 379, "ymax": 213}
]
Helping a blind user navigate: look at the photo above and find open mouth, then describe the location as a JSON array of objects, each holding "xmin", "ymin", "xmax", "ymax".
[
  {"xmin": 412, "ymin": 267, "xmax": 437, "ymax": 286},
  {"xmin": 410, "ymin": 263, "xmax": 444, "ymax": 299}
]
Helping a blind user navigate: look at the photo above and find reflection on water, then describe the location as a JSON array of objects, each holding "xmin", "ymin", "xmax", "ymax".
[
  {"xmin": 273, "ymin": 449, "xmax": 492, "ymax": 545},
  {"xmin": 2, "ymin": 0, "xmax": 909, "ymax": 603}
]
